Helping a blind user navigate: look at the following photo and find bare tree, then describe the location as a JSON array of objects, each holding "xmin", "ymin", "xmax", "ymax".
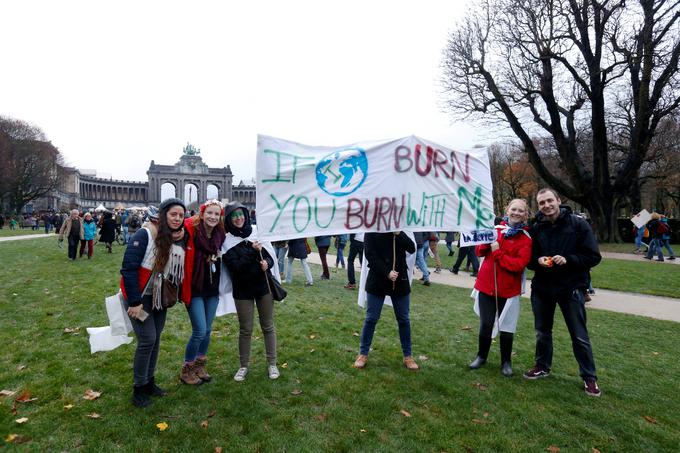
[
  {"xmin": 441, "ymin": 0, "xmax": 680, "ymax": 241},
  {"xmin": 0, "ymin": 116, "xmax": 61, "ymax": 214}
]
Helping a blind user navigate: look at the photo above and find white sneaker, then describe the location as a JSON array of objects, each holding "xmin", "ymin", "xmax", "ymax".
[
  {"xmin": 268, "ymin": 365, "xmax": 280, "ymax": 380},
  {"xmin": 233, "ymin": 367, "xmax": 248, "ymax": 382}
]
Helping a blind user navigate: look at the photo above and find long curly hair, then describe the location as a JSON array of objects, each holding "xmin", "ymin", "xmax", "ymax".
[{"xmin": 154, "ymin": 205, "xmax": 183, "ymax": 272}]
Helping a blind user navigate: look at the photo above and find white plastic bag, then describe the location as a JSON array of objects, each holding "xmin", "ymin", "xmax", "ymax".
[
  {"xmin": 87, "ymin": 326, "xmax": 133, "ymax": 353},
  {"xmin": 106, "ymin": 292, "xmax": 133, "ymax": 336}
]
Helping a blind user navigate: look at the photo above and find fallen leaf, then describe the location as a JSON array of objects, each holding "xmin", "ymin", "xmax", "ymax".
[
  {"xmin": 86, "ymin": 413, "xmax": 101, "ymax": 419},
  {"xmin": 215, "ymin": 448, "xmax": 223, "ymax": 453},
  {"xmin": 418, "ymin": 355, "xmax": 429, "ymax": 361},
  {"xmin": 652, "ymin": 352, "xmax": 659, "ymax": 356},
  {"xmin": 0, "ymin": 389, "xmax": 16, "ymax": 397},
  {"xmin": 352, "ymin": 332, "xmax": 359, "ymax": 336},
  {"xmin": 64, "ymin": 327, "xmax": 81, "ymax": 334},
  {"xmin": 360, "ymin": 429, "xmax": 367, "ymax": 433},
  {"xmin": 461, "ymin": 325, "xmax": 472, "ymax": 331},
  {"xmin": 309, "ymin": 335, "xmax": 316, "ymax": 339},
  {"xmin": 472, "ymin": 382, "xmax": 488, "ymax": 391},
  {"xmin": 17, "ymin": 365, "xmax": 26, "ymax": 371},
  {"xmin": 5, "ymin": 434, "xmax": 18, "ymax": 442},
  {"xmin": 207, "ymin": 410, "xmax": 216, "ymax": 418},
  {"xmin": 64, "ymin": 404, "xmax": 74, "ymax": 410},
  {"xmin": 472, "ymin": 418, "xmax": 490, "ymax": 424},
  {"xmin": 281, "ymin": 362, "xmax": 288, "ymax": 369},
  {"xmin": 310, "ymin": 349, "xmax": 315, "ymax": 353},
  {"xmin": 156, "ymin": 421, "xmax": 169, "ymax": 431},
  {"xmin": 315, "ymin": 413, "xmax": 327, "ymax": 422},
  {"xmin": 483, "ymin": 412, "xmax": 489, "ymax": 418},
  {"xmin": 83, "ymin": 389, "xmax": 102, "ymax": 400},
  {"xmin": 593, "ymin": 449, "xmax": 601, "ymax": 453},
  {"xmin": 400, "ymin": 410, "xmax": 412, "ymax": 418},
  {"xmin": 546, "ymin": 446, "xmax": 560, "ymax": 453},
  {"xmin": 12, "ymin": 293, "xmax": 18, "ymax": 296},
  {"xmin": 15, "ymin": 391, "xmax": 38, "ymax": 403},
  {"xmin": 200, "ymin": 420, "xmax": 209, "ymax": 428},
  {"xmin": 643, "ymin": 415, "xmax": 658, "ymax": 424},
  {"xmin": 15, "ymin": 417, "xmax": 29, "ymax": 424},
  {"xmin": 291, "ymin": 389, "xmax": 303, "ymax": 396}
]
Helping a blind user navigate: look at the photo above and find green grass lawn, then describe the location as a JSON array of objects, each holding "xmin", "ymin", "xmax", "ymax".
[
  {"xmin": 0, "ymin": 228, "xmax": 49, "ymax": 238},
  {"xmin": 1, "ymin": 237, "xmax": 679, "ymax": 451}
]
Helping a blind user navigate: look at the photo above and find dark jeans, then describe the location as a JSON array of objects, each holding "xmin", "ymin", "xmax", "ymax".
[
  {"xmin": 452, "ymin": 246, "xmax": 479, "ymax": 273},
  {"xmin": 67, "ymin": 235, "xmax": 79, "ymax": 260},
  {"xmin": 318, "ymin": 246, "xmax": 330, "ymax": 278},
  {"xmin": 126, "ymin": 296, "xmax": 167, "ymax": 386},
  {"xmin": 347, "ymin": 241, "xmax": 364, "ymax": 284},
  {"xmin": 359, "ymin": 292, "xmax": 412, "ymax": 357},
  {"xmin": 531, "ymin": 288, "xmax": 597, "ymax": 379},
  {"xmin": 478, "ymin": 292, "xmax": 507, "ymax": 338}
]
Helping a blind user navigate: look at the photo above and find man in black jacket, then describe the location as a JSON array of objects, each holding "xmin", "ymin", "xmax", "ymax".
[{"xmin": 523, "ymin": 189, "xmax": 602, "ymax": 397}]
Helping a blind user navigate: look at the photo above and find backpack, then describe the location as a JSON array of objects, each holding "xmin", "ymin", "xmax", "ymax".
[{"xmin": 657, "ymin": 222, "xmax": 670, "ymax": 235}]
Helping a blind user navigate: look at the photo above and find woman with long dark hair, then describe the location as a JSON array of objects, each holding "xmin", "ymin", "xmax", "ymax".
[
  {"xmin": 179, "ymin": 199, "xmax": 226, "ymax": 385},
  {"xmin": 120, "ymin": 198, "xmax": 186, "ymax": 407}
]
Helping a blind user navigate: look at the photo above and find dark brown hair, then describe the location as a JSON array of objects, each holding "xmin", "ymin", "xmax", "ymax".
[{"xmin": 154, "ymin": 205, "xmax": 184, "ymax": 271}]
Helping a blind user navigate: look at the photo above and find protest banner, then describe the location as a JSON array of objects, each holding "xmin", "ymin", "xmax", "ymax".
[
  {"xmin": 630, "ymin": 209, "xmax": 651, "ymax": 229},
  {"xmin": 256, "ymin": 135, "xmax": 494, "ymax": 241}
]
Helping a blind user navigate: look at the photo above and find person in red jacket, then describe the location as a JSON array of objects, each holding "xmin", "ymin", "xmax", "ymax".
[
  {"xmin": 469, "ymin": 199, "xmax": 532, "ymax": 377},
  {"xmin": 179, "ymin": 199, "xmax": 226, "ymax": 385}
]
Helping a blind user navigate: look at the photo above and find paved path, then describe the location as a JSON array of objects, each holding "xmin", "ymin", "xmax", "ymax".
[
  {"xmin": 305, "ymin": 252, "xmax": 680, "ymax": 323},
  {"xmin": 3, "ymin": 234, "xmax": 678, "ymax": 323}
]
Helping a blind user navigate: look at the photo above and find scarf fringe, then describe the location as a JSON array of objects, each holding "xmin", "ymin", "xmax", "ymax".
[{"xmin": 152, "ymin": 244, "xmax": 185, "ymax": 310}]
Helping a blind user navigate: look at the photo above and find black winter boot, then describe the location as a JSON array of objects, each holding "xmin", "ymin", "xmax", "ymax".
[
  {"xmin": 469, "ymin": 335, "xmax": 492, "ymax": 369},
  {"xmin": 145, "ymin": 377, "xmax": 167, "ymax": 397},
  {"xmin": 132, "ymin": 385, "xmax": 151, "ymax": 408},
  {"xmin": 500, "ymin": 332, "xmax": 514, "ymax": 377}
]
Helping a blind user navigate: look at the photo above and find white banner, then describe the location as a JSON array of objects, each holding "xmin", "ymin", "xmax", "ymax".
[
  {"xmin": 256, "ymin": 135, "xmax": 494, "ymax": 241},
  {"xmin": 630, "ymin": 209, "xmax": 651, "ymax": 229}
]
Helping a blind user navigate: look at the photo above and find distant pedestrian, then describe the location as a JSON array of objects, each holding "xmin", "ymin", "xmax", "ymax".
[
  {"xmin": 449, "ymin": 238, "xmax": 479, "ymax": 277},
  {"xmin": 644, "ymin": 213, "xmax": 665, "ymax": 261},
  {"xmin": 428, "ymin": 232, "xmax": 443, "ymax": 273},
  {"xmin": 445, "ymin": 232, "xmax": 455, "ymax": 256},
  {"xmin": 126, "ymin": 210, "xmax": 142, "ymax": 242},
  {"xmin": 58, "ymin": 209, "xmax": 84, "ymax": 261},
  {"xmin": 414, "ymin": 232, "xmax": 431, "ymax": 286},
  {"xmin": 272, "ymin": 241, "xmax": 288, "ymax": 280},
  {"xmin": 99, "ymin": 211, "xmax": 117, "ymax": 253},
  {"xmin": 335, "ymin": 234, "xmax": 348, "ymax": 271},
  {"xmin": 315, "ymin": 235, "xmax": 332, "ymax": 279},
  {"xmin": 286, "ymin": 238, "xmax": 313, "ymax": 286},
  {"xmin": 344, "ymin": 233, "xmax": 364, "ymax": 289},
  {"xmin": 80, "ymin": 212, "xmax": 97, "ymax": 259}
]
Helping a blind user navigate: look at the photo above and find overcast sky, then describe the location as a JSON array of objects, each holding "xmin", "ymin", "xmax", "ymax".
[{"xmin": 0, "ymin": 0, "xmax": 491, "ymax": 184}]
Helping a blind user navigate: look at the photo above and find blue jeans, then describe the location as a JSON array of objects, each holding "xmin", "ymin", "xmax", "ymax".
[
  {"xmin": 359, "ymin": 292, "xmax": 412, "ymax": 357},
  {"xmin": 184, "ymin": 295, "xmax": 219, "ymax": 362},
  {"xmin": 635, "ymin": 227, "xmax": 646, "ymax": 249},
  {"xmin": 645, "ymin": 238, "xmax": 664, "ymax": 260},
  {"xmin": 415, "ymin": 242, "xmax": 430, "ymax": 281},
  {"xmin": 661, "ymin": 239, "xmax": 674, "ymax": 257},
  {"xmin": 336, "ymin": 244, "xmax": 346, "ymax": 267},
  {"xmin": 275, "ymin": 247, "xmax": 287, "ymax": 275}
]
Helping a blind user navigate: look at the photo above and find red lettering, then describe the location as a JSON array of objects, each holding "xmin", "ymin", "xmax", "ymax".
[
  {"xmin": 394, "ymin": 145, "xmax": 412, "ymax": 172},
  {"xmin": 363, "ymin": 198, "xmax": 379, "ymax": 227},
  {"xmin": 345, "ymin": 198, "xmax": 364, "ymax": 229},
  {"xmin": 377, "ymin": 197, "xmax": 393, "ymax": 231},
  {"xmin": 433, "ymin": 148, "xmax": 451, "ymax": 178},
  {"xmin": 415, "ymin": 144, "xmax": 433, "ymax": 176},
  {"xmin": 451, "ymin": 152, "xmax": 471, "ymax": 182}
]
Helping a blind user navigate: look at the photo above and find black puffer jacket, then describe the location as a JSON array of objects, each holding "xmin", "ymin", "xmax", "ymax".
[
  {"xmin": 364, "ymin": 232, "xmax": 416, "ymax": 297},
  {"xmin": 527, "ymin": 206, "xmax": 601, "ymax": 293},
  {"xmin": 224, "ymin": 241, "xmax": 274, "ymax": 300}
]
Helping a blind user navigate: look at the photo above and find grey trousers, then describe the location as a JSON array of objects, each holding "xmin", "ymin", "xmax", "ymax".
[
  {"xmin": 235, "ymin": 293, "xmax": 277, "ymax": 367},
  {"xmin": 126, "ymin": 295, "xmax": 167, "ymax": 386}
]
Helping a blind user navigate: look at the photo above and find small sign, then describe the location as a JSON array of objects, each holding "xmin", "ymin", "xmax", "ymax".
[
  {"xmin": 459, "ymin": 228, "xmax": 497, "ymax": 247},
  {"xmin": 631, "ymin": 209, "xmax": 651, "ymax": 229}
]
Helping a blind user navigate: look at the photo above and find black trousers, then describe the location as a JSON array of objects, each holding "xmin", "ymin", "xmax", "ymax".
[
  {"xmin": 67, "ymin": 236, "xmax": 79, "ymax": 260},
  {"xmin": 531, "ymin": 288, "xmax": 597, "ymax": 379},
  {"xmin": 452, "ymin": 246, "xmax": 479, "ymax": 273},
  {"xmin": 478, "ymin": 292, "xmax": 507, "ymax": 338},
  {"xmin": 126, "ymin": 296, "xmax": 167, "ymax": 386},
  {"xmin": 346, "ymin": 241, "xmax": 364, "ymax": 284}
]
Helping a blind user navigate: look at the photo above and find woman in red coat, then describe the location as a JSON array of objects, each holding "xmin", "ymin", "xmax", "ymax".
[{"xmin": 470, "ymin": 199, "xmax": 532, "ymax": 377}]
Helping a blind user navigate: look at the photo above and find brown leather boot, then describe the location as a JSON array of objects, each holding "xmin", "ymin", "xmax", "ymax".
[
  {"xmin": 194, "ymin": 357, "xmax": 212, "ymax": 382},
  {"xmin": 180, "ymin": 363, "xmax": 202, "ymax": 385}
]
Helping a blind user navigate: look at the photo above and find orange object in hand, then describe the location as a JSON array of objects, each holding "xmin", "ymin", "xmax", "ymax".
[{"xmin": 545, "ymin": 256, "xmax": 553, "ymax": 267}]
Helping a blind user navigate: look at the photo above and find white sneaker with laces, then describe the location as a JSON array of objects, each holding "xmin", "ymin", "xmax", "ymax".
[
  {"xmin": 233, "ymin": 367, "xmax": 248, "ymax": 382},
  {"xmin": 268, "ymin": 365, "xmax": 280, "ymax": 380}
]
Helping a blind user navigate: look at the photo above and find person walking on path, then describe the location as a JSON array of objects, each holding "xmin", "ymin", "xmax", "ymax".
[
  {"xmin": 315, "ymin": 235, "xmax": 332, "ymax": 280},
  {"xmin": 414, "ymin": 232, "xmax": 431, "ymax": 286},
  {"xmin": 80, "ymin": 212, "xmax": 97, "ymax": 259},
  {"xmin": 469, "ymin": 199, "xmax": 532, "ymax": 377},
  {"xmin": 120, "ymin": 198, "xmax": 187, "ymax": 407},
  {"xmin": 273, "ymin": 240, "xmax": 288, "ymax": 280},
  {"xmin": 344, "ymin": 233, "xmax": 364, "ymax": 289},
  {"xmin": 644, "ymin": 213, "xmax": 666, "ymax": 261},
  {"xmin": 285, "ymin": 238, "xmax": 314, "ymax": 286},
  {"xmin": 450, "ymin": 239, "xmax": 479, "ymax": 277},
  {"xmin": 179, "ymin": 200, "xmax": 226, "ymax": 385},
  {"xmin": 523, "ymin": 188, "xmax": 602, "ymax": 397},
  {"xmin": 445, "ymin": 232, "xmax": 455, "ymax": 256},
  {"xmin": 222, "ymin": 203, "xmax": 280, "ymax": 382},
  {"xmin": 335, "ymin": 234, "xmax": 348, "ymax": 271},
  {"xmin": 658, "ymin": 216, "xmax": 675, "ymax": 260},
  {"xmin": 428, "ymin": 232, "xmax": 443, "ymax": 273},
  {"xmin": 353, "ymin": 231, "xmax": 419, "ymax": 370},
  {"xmin": 58, "ymin": 209, "xmax": 84, "ymax": 261}
]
